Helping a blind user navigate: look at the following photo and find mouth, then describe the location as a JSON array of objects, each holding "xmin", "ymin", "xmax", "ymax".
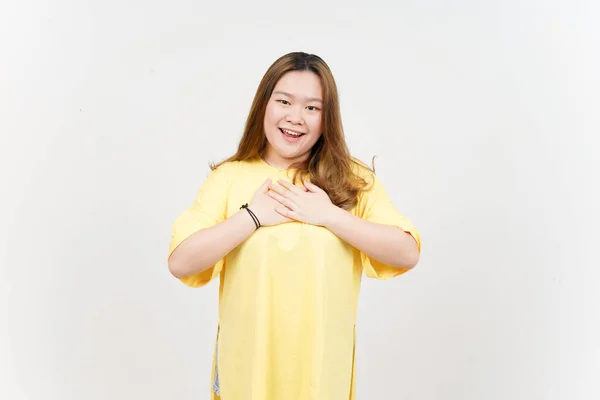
[{"xmin": 279, "ymin": 128, "xmax": 305, "ymax": 142}]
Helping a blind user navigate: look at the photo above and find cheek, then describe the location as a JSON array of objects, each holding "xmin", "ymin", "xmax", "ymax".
[
  {"xmin": 308, "ymin": 114, "xmax": 322, "ymax": 133},
  {"xmin": 264, "ymin": 104, "xmax": 282, "ymax": 125},
  {"xmin": 263, "ymin": 105, "xmax": 273, "ymax": 124}
]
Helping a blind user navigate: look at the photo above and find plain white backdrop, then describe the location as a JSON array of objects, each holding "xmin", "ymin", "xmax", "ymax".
[{"xmin": 1, "ymin": 1, "xmax": 598, "ymax": 399}]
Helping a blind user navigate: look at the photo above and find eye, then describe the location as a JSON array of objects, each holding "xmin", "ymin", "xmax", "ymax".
[
  {"xmin": 306, "ymin": 106, "xmax": 320, "ymax": 111},
  {"xmin": 277, "ymin": 99, "xmax": 290, "ymax": 105}
]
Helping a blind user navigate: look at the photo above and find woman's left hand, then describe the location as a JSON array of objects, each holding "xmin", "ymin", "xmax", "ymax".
[{"xmin": 267, "ymin": 179, "xmax": 337, "ymax": 226}]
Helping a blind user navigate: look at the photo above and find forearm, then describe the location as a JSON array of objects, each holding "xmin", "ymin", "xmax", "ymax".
[
  {"xmin": 168, "ymin": 210, "xmax": 256, "ymax": 278},
  {"xmin": 324, "ymin": 207, "xmax": 420, "ymax": 269}
]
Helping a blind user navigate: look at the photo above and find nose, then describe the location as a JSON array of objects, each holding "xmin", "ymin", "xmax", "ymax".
[{"xmin": 285, "ymin": 107, "xmax": 304, "ymax": 125}]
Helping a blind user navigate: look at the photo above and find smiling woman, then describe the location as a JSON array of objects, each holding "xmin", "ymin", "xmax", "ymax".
[
  {"xmin": 167, "ymin": 52, "xmax": 421, "ymax": 400},
  {"xmin": 263, "ymin": 70, "xmax": 324, "ymax": 166}
]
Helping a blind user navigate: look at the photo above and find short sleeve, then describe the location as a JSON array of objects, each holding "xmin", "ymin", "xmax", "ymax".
[
  {"xmin": 168, "ymin": 164, "xmax": 232, "ymax": 287},
  {"xmin": 355, "ymin": 173, "xmax": 421, "ymax": 280}
]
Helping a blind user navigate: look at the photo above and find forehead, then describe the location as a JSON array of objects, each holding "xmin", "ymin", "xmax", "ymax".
[{"xmin": 273, "ymin": 70, "xmax": 323, "ymax": 98}]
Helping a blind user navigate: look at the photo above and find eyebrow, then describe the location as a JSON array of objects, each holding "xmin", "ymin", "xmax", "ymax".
[{"xmin": 273, "ymin": 90, "xmax": 323, "ymax": 103}]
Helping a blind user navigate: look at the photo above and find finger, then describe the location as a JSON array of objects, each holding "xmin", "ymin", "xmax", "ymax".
[
  {"xmin": 303, "ymin": 179, "xmax": 322, "ymax": 193},
  {"xmin": 268, "ymin": 182, "xmax": 290, "ymax": 197},
  {"xmin": 268, "ymin": 190, "xmax": 297, "ymax": 210},
  {"xmin": 275, "ymin": 206, "xmax": 299, "ymax": 221},
  {"xmin": 277, "ymin": 179, "xmax": 305, "ymax": 195},
  {"xmin": 260, "ymin": 178, "xmax": 271, "ymax": 192}
]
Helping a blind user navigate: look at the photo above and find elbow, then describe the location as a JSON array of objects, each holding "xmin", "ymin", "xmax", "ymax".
[
  {"xmin": 392, "ymin": 240, "xmax": 420, "ymax": 270},
  {"xmin": 403, "ymin": 250, "xmax": 420, "ymax": 269},
  {"xmin": 168, "ymin": 253, "xmax": 210, "ymax": 280},
  {"xmin": 168, "ymin": 261, "xmax": 181, "ymax": 278},
  {"xmin": 390, "ymin": 251, "xmax": 419, "ymax": 270},
  {"xmin": 400, "ymin": 231, "xmax": 420, "ymax": 269},
  {"xmin": 168, "ymin": 256, "xmax": 187, "ymax": 279}
]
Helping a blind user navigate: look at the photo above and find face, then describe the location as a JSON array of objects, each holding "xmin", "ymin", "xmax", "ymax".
[{"xmin": 262, "ymin": 70, "xmax": 323, "ymax": 169}]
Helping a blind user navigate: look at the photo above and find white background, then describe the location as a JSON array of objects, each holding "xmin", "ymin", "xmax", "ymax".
[{"xmin": 1, "ymin": 1, "xmax": 598, "ymax": 399}]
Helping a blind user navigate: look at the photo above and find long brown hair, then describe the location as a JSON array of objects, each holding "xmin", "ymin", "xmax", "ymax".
[{"xmin": 212, "ymin": 52, "xmax": 371, "ymax": 210}]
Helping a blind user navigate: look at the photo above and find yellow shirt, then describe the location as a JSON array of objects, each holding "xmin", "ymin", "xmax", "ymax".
[{"xmin": 168, "ymin": 158, "xmax": 421, "ymax": 400}]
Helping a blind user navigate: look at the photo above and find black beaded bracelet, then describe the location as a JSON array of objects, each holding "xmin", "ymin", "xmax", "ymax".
[{"xmin": 240, "ymin": 203, "xmax": 261, "ymax": 229}]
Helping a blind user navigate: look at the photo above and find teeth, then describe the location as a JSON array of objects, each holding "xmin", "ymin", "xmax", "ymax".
[{"xmin": 282, "ymin": 129, "xmax": 302, "ymax": 136}]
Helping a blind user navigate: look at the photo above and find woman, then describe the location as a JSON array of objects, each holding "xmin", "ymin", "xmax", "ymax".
[{"xmin": 168, "ymin": 52, "xmax": 421, "ymax": 400}]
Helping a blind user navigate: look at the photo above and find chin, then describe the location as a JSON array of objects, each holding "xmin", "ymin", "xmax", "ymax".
[{"xmin": 277, "ymin": 148, "xmax": 303, "ymax": 160}]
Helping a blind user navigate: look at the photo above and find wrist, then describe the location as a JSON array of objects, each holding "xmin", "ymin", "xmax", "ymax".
[
  {"xmin": 234, "ymin": 209, "xmax": 259, "ymax": 233},
  {"xmin": 323, "ymin": 204, "xmax": 346, "ymax": 229},
  {"xmin": 240, "ymin": 203, "xmax": 261, "ymax": 229}
]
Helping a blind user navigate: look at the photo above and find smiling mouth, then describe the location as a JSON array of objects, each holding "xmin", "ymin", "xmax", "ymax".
[{"xmin": 279, "ymin": 128, "xmax": 305, "ymax": 138}]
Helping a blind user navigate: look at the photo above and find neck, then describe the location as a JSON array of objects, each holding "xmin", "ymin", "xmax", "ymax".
[{"xmin": 262, "ymin": 148, "xmax": 309, "ymax": 170}]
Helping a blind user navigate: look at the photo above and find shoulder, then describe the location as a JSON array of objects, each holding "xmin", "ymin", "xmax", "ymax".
[
  {"xmin": 208, "ymin": 160, "xmax": 246, "ymax": 179},
  {"xmin": 211, "ymin": 160, "xmax": 239, "ymax": 173},
  {"xmin": 205, "ymin": 159, "xmax": 265, "ymax": 187},
  {"xmin": 195, "ymin": 161, "xmax": 239, "ymax": 191},
  {"xmin": 211, "ymin": 158, "xmax": 263, "ymax": 174}
]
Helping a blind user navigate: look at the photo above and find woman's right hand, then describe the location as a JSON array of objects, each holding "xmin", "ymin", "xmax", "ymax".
[{"xmin": 247, "ymin": 179, "xmax": 292, "ymax": 227}]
